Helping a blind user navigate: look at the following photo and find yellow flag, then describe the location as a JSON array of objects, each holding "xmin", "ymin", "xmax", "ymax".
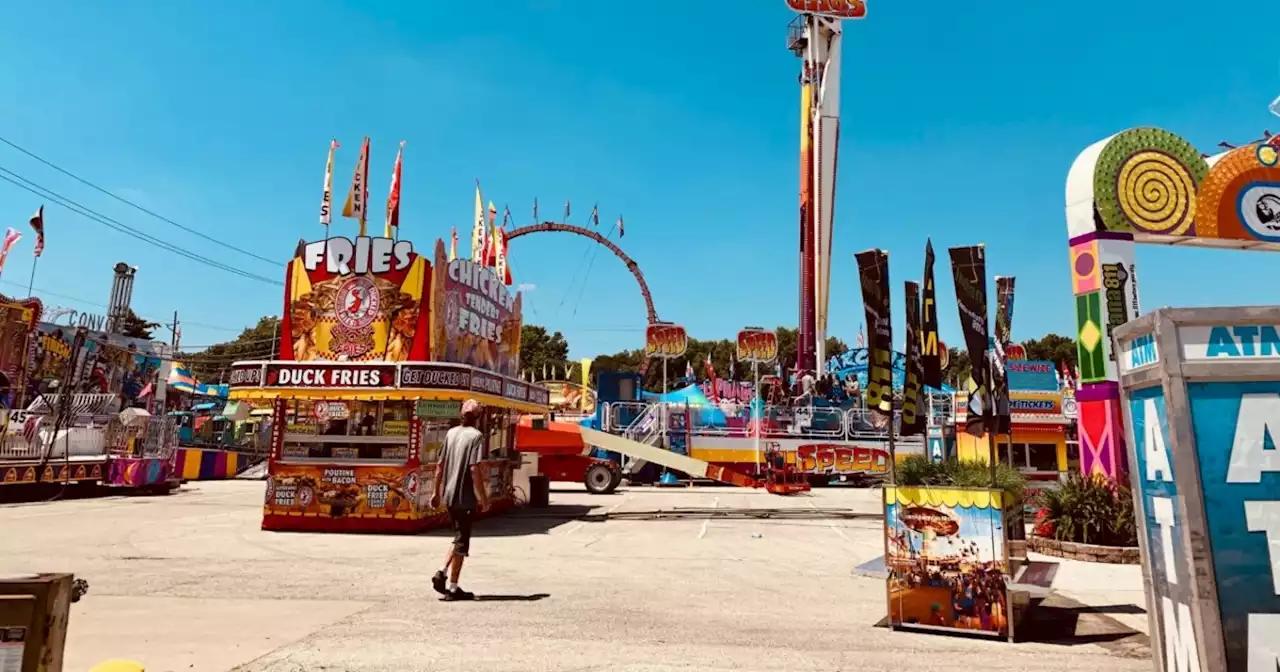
[{"xmin": 341, "ymin": 137, "xmax": 370, "ymax": 235}]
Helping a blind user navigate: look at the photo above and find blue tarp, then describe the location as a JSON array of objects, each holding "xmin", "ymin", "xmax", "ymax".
[{"xmin": 641, "ymin": 384, "xmax": 729, "ymax": 426}]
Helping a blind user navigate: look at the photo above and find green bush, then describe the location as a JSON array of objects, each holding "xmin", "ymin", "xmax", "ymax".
[
  {"xmin": 1034, "ymin": 473, "xmax": 1137, "ymax": 547},
  {"xmin": 896, "ymin": 455, "xmax": 1026, "ymax": 494}
]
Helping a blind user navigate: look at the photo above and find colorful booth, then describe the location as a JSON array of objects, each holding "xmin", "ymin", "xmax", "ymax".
[
  {"xmin": 229, "ymin": 235, "xmax": 549, "ymax": 534},
  {"xmin": 950, "ymin": 360, "xmax": 1071, "ymax": 480}
]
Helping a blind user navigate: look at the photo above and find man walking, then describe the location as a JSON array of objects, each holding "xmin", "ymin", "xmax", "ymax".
[{"xmin": 430, "ymin": 399, "xmax": 490, "ymax": 601}]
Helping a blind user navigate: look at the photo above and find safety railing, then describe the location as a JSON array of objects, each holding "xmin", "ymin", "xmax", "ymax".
[
  {"xmin": 106, "ymin": 416, "xmax": 179, "ymax": 459},
  {"xmin": 0, "ymin": 414, "xmax": 115, "ymax": 461},
  {"xmin": 599, "ymin": 401, "xmax": 944, "ymax": 443}
]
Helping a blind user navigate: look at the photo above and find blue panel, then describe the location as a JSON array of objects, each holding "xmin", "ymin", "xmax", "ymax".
[
  {"xmin": 1006, "ymin": 360, "xmax": 1060, "ymax": 392},
  {"xmin": 1187, "ymin": 382, "xmax": 1280, "ymax": 671}
]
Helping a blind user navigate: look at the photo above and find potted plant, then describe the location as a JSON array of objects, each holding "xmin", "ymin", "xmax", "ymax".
[{"xmin": 1029, "ymin": 473, "xmax": 1139, "ymax": 563}]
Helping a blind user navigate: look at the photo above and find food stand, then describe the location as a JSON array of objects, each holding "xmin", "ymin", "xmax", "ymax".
[{"xmin": 228, "ymin": 233, "xmax": 549, "ymax": 533}]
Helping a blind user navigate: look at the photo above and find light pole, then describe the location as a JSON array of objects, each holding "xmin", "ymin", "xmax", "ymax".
[{"xmin": 269, "ymin": 315, "xmax": 280, "ymax": 360}]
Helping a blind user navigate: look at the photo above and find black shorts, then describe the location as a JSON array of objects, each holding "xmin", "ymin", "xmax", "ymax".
[{"xmin": 448, "ymin": 507, "xmax": 474, "ymax": 557}]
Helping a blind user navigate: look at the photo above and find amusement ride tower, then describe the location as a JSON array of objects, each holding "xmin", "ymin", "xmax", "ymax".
[{"xmin": 785, "ymin": 0, "xmax": 864, "ymax": 373}]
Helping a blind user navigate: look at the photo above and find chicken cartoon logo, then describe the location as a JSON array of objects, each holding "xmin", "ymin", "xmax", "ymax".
[
  {"xmin": 336, "ymin": 276, "xmax": 381, "ymax": 330},
  {"xmin": 1256, "ymin": 193, "xmax": 1280, "ymax": 231}
]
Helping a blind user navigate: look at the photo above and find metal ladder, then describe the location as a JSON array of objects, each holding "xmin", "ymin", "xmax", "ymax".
[{"xmin": 620, "ymin": 402, "xmax": 665, "ymax": 476}]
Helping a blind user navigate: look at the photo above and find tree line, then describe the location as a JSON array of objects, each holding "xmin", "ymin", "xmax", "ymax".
[{"xmin": 179, "ymin": 316, "xmax": 1079, "ymax": 390}]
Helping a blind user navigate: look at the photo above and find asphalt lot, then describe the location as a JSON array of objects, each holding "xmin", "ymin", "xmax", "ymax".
[{"xmin": 0, "ymin": 480, "xmax": 1150, "ymax": 671}]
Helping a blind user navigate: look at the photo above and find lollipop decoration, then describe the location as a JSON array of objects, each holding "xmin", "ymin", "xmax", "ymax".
[{"xmin": 1093, "ymin": 127, "xmax": 1208, "ymax": 237}]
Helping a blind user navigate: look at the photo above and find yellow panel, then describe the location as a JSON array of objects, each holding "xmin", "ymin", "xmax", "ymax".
[
  {"xmin": 182, "ymin": 450, "xmax": 202, "ymax": 480},
  {"xmin": 884, "ymin": 486, "xmax": 1003, "ymax": 509}
]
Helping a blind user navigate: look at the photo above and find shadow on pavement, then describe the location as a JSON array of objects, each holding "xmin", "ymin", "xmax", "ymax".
[
  {"xmin": 1014, "ymin": 594, "xmax": 1150, "ymax": 657},
  {"xmin": 421, "ymin": 504, "xmax": 597, "ymax": 538},
  {"xmin": 871, "ymin": 593, "xmax": 1150, "ymax": 658},
  {"xmin": 475, "ymin": 593, "xmax": 550, "ymax": 602}
]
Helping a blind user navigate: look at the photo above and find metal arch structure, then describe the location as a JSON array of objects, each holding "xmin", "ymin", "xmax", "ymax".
[{"xmin": 504, "ymin": 221, "xmax": 658, "ymax": 324}]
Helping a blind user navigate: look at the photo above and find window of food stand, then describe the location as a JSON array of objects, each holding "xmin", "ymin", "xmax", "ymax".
[
  {"xmin": 279, "ymin": 399, "xmax": 414, "ymax": 462},
  {"xmin": 413, "ymin": 404, "xmax": 519, "ymax": 466}
]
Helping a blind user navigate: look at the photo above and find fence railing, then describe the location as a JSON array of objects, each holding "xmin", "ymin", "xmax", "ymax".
[{"xmin": 600, "ymin": 400, "xmax": 941, "ymax": 443}]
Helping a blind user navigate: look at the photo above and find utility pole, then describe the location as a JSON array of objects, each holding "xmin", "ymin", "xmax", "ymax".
[{"xmin": 170, "ymin": 311, "xmax": 180, "ymax": 350}]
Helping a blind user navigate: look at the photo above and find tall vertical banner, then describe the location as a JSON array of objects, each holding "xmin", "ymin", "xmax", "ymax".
[
  {"xmin": 992, "ymin": 276, "xmax": 1016, "ymax": 435},
  {"xmin": 319, "ymin": 139, "xmax": 338, "ymax": 226},
  {"xmin": 901, "ymin": 281, "xmax": 926, "ymax": 437},
  {"xmin": 920, "ymin": 240, "xmax": 942, "ymax": 388},
  {"xmin": 949, "ymin": 246, "xmax": 992, "ymax": 437},
  {"xmin": 855, "ymin": 250, "xmax": 892, "ymax": 413},
  {"xmin": 994, "ymin": 276, "xmax": 1015, "ymax": 348}
]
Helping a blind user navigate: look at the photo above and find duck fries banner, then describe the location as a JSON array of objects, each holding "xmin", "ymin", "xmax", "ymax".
[
  {"xmin": 280, "ymin": 236, "xmax": 432, "ymax": 362},
  {"xmin": 431, "ymin": 240, "xmax": 523, "ymax": 378},
  {"xmin": 884, "ymin": 486, "xmax": 1010, "ymax": 638},
  {"xmin": 266, "ymin": 464, "xmax": 424, "ymax": 518}
]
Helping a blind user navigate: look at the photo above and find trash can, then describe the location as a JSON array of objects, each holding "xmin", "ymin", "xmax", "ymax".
[{"xmin": 529, "ymin": 475, "xmax": 550, "ymax": 508}]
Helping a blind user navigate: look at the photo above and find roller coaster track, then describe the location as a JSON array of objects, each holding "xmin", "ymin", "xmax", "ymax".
[{"xmin": 505, "ymin": 221, "xmax": 658, "ymax": 324}]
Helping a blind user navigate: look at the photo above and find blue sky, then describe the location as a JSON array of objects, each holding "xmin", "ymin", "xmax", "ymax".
[{"xmin": 0, "ymin": 0, "xmax": 1277, "ymax": 360}]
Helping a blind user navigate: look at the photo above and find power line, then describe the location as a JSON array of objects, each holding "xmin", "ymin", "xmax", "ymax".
[
  {"xmin": 0, "ymin": 135, "xmax": 278, "ymax": 266},
  {"xmin": 0, "ymin": 167, "xmax": 282, "ymax": 286},
  {"xmin": 0, "ymin": 278, "xmax": 247, "ymax": 335}
]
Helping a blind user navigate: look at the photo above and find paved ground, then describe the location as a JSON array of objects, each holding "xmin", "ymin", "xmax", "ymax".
[{"xmin": 0, "ymin": 480, "xmax": 1152, "ymax": 671}]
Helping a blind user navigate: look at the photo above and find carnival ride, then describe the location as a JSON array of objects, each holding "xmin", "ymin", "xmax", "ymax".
[
  {"xmin": 789, "ymin": 0, "xmax": 861, "ymax": 373},
  {"xmin": 0, "ymin": 314, "xmax": 182, "ymax": 497},
  {"xmin": 510, "ymin": 3, "xmax": 899, "ymax": 495},
  {"xmin": 506, "ymin": 222, "xmax": 657, "ymax": 324}
]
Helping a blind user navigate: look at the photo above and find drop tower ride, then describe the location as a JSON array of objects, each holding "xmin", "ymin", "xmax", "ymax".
[{"xmin": 785, "ymin": 0, "xmax": 864, "ymax": 373}]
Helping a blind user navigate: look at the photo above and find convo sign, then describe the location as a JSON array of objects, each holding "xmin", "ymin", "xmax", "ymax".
[
  {"xmin": 431, "ymin": 240, "xmax": 523, "ymax": 378},
  {"xmin": 282, "ymin": 236, "xmax": 430, "ymax": 363},
  {"xmin": 736, "ymin": 328, "xmax": 778, "ymax": 363},
  {"xmin": 645, "ymin": 323, "xmax": 687, "ymax": 359}
]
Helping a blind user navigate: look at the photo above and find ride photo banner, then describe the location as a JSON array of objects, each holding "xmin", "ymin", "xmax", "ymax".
[
  {"xmin": 949, "ymin": 245, "xmax": 992, "ymax": 437},
  {"xmin": 920, "ymin": 240, "xmax": 942, "ymax": 389},
  {"xmin": 855, "ymin": 249, "xmax": 892, "ymax": 413},
  {"xmin": 901, "ymin": 281, "xmax": 925, "ymax": 437},
  {"xmin": 884, "ymin": 485, "xmax": 1010, "ymax": 638}
]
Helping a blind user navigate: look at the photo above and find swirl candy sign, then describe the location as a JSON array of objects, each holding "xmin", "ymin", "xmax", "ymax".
[
  {"xmin": 644, "ymin": 323, "xmax": 687, "ymax": 359},
  {"xmin": 736, "ymin": 328, "xmax": 778, "ymax": 363}
]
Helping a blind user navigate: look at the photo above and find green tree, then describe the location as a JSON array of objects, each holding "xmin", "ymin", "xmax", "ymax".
[
  {"xmin": 1021, "ymin": 333, "xmax": 1076, "ymax": 372},
  {"xmin": 945, "ymin": 346, "xmax": 971, "ymax": 388},
  {"xmin": 589, "ymin": 326, "xmax": 849, "ymax": 392},
  {"xmin": 120, "ymin": 308, "xmax": 160, "ymax": 340},
  {"xmin": 519, "ymin": 325, "xmax": 571, "ymax": 381},
  {"xmin": 186, "ymin": 316, "xmax": 280, "ymax": 383}
]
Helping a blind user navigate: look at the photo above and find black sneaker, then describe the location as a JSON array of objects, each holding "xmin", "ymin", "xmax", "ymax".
[
  {"xmin": 431, "ymin": 571, "xmax": 447, "ymax": 596},
  {"xmin": 442, "ymin": 587, "xmax": 474, "ymax": 601}
]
